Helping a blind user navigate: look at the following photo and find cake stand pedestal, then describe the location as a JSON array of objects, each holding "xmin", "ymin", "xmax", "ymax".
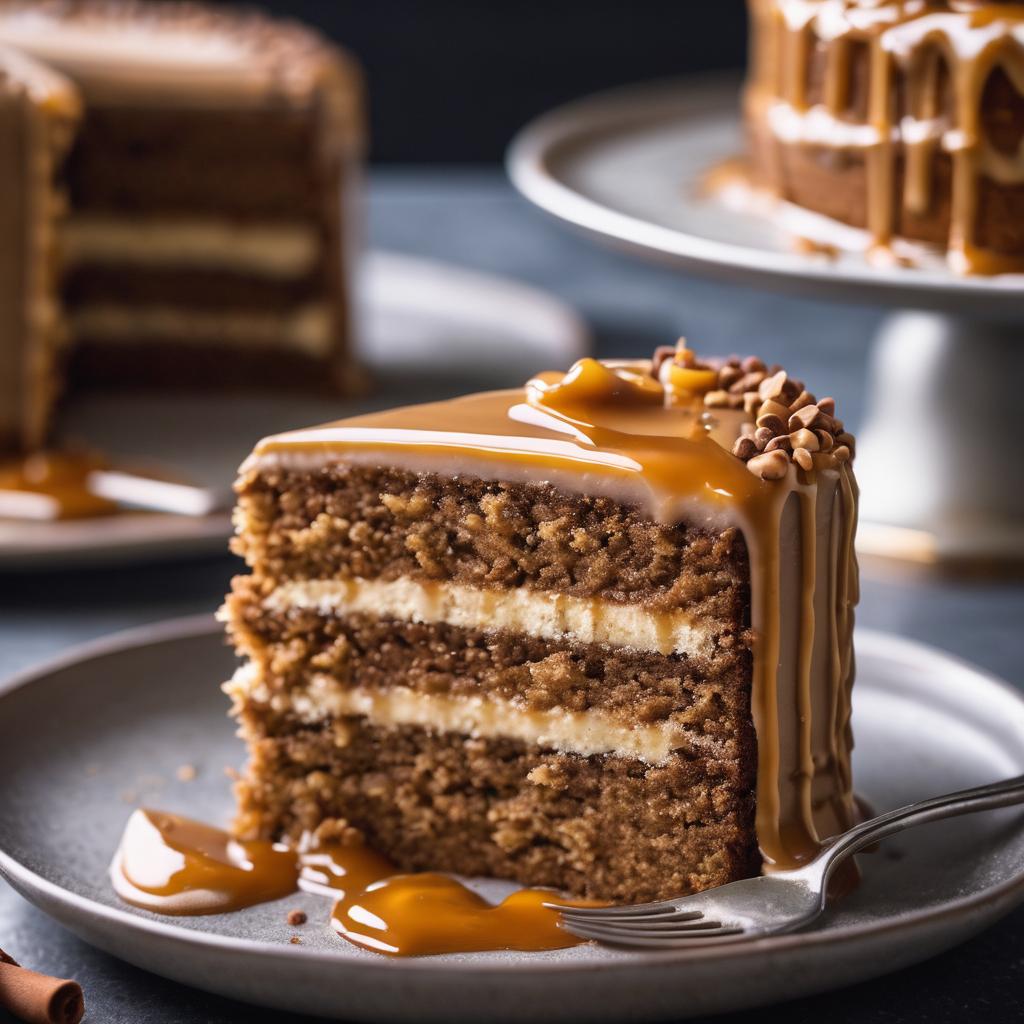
[
  {"xmin": 508, "ymin": 76, "xmax": 1024, "ymax": 567},
  {"xmin": 856, "ymin": 313, "xmax": 1024, "ymax": 565}
]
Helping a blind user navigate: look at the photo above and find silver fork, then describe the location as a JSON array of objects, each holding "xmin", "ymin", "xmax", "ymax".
[{"xmin": 551, "ymin": 772, "xmax": 1024, "ymax": 948}]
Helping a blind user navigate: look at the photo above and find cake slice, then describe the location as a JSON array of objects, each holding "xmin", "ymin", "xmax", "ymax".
[
  {"xmin": 223, "ymin": 347, "xmax": 858, "ymax": 902},
  {"xmin": 0, "ymin": 0, "xmax": 365, "ymax": 394},
  {"xmin": 0, "ymin": 46, "xmax": 79, "ymax": 451}
]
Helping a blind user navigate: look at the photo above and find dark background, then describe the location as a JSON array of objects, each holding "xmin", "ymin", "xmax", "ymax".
[{"xmin": 224, "ymin": 0, "xmax": 750, "ymax": 162}]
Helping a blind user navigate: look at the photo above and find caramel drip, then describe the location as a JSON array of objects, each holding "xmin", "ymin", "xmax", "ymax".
[
  {"xmin": 743, "ymin": 485, "xmax": 787, "ymax": 864},
  {"xmin": 796, "ymin": 489, "xmax": 819, "ymax": 848},
  {"xmin": 111, "ymin": 809, "xmax": 299, "ymax": 915},
  {"xmin": 332, "ymin": 875, "xmax": 595, "ymax": 957},
  {"xmin": 111, "ymin": 810, "xmax": 593, "ymax": 956},
  {"xmin": 824, "ymin": 34, "xmax": 853, "ymax": 112},
  {"xmin": 0, "ymin": 451, "xmax": 118, "ymax": 519},
  {"xmin": 904, "ymin": 45, "xmax": 945, "ymax": 214},
  {"xmin": 249, "ymin": 358, "xmax": 860, "ymax": 872},
  {"xmin": 835, "ymin": 467, "xmax": 860, "ymax": 803},
  {"xmin": 745, "ymin": 0, "xmax": 1024, "ymax": 274},
  {"xmin": 298, "ymin": 841, "xmax": 398, "ymax": 900}
]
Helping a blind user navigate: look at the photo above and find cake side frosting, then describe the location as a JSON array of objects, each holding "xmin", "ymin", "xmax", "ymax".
[
  {"xmin": 237, "ymin": 346, "xmax": 859, "ymax": 874},
  {"xmin": 745, "ymin": 0, "xmax": 1024, "ymax": 273}
]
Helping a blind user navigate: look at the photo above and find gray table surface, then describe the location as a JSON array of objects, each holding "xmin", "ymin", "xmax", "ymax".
[{"xmin": 2, "ymin": 169, "xmax": 1022, "ymax": 1023}]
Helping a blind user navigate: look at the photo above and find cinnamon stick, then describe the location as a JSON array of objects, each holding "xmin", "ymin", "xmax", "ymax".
[{"xmin": 0, "ymin": 948, "xmax": 84, "ymax": 1024}]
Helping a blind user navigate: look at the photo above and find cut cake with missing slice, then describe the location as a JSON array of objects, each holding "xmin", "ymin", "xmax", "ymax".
[
  {"xmin": 223, "ymin": 347, "xmax": 859, "ymax": 903},
  {"xmin": 0, "ymin": 0, "xmax": 365, "ymax": 455}
]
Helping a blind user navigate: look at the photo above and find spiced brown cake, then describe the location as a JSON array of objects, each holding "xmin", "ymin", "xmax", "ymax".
[
  {"xmin": 0, "ymin": 0, "xmax": 364, "ymax": 453},
  {"xmin": 745, "ymin": 0, "xmax": 1024, "ymax": 274},
  {"xmin": 223, "ymin": 346, "xmax": 859, "ymax": 903}
]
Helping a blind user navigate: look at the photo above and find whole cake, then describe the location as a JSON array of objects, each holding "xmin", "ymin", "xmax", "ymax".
[
  {"xmin": 0, "ymin": 0, "xmax": 364, "ymax": 453},
  {"xmin": 745, "ymin": 0, "xmax": 1024, "ymax": 274},
  {"xmin": 223, "ymin": 345, "xmax": 859, "ymax": 903}
]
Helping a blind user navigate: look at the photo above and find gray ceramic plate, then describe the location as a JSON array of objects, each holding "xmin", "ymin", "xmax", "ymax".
[
  {"xmin": 2, "ymin": 617, "xmax": 1024, "ymax": 1022},
  {"xmin": 0, "ymin": 252, "xmax": 588, "ymax": 570},
  {"xmin": 506, "ymin": 76, "xmax": 1024, "ymax": 313}
]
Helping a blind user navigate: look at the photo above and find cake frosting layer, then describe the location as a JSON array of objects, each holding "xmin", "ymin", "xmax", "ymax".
[
  {"xmin": 224, "ymin": 589, "xmax": 752, "ymax": 735},
  {"xmin": 61, "ymin": 217, "xmax": 321, "ymax": 278},
  {"xmin": 68, "ymin": 302, "xmax": 332, "ymax": 355},
  {"xmin": 228, "ymin": 665, "xmax": 701, "ymax": 764},
  {"xmin": 261, "ymin": 577, "xmax": 715, "ymax": 658}
]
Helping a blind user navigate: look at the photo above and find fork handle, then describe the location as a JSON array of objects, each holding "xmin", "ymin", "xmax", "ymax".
[{"xmin": 809, "ymin": 772, "xmax": 1024, "ymax": 891}]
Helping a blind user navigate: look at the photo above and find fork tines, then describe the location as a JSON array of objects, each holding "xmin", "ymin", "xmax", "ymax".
[{"xmin": 560, "ymin": 920, "xmax": 744, "ymax": 946}]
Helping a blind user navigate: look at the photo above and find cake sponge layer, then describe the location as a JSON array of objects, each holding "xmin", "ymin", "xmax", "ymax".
[
  {"xmin": 224, "ymin": 591, "xmax": 753, "ymax": 736},
  {"xmin": 233, "ymin": 465, "xmax": 751, "ymax": 620},
  {"xmin": 232, "ymin": 719, "xmax": 760, "ymax": 903}
]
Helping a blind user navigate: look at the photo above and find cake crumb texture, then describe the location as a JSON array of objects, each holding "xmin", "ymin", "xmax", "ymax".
[{"xmin": 233, "ymin": 722, "xmax": 760, "ymax": 903}]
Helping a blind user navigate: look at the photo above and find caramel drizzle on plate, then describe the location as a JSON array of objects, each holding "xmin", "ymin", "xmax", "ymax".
[
  {"xmin": 746, "ymin": 0, "xmax": 1024, "ymax": 274},
  {"xmin": 0, "ymin": 451, "xmax": 118, "ymax": 519},
  {"xmin": 111, "ymin": 809, "xmax": 594, "ymax": 957},
  {"xmin": 249, "ymin": 356, "xmax": 860, "ymax": 871}
]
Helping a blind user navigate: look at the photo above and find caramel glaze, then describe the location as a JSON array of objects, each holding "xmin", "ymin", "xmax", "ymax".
[
  {"xmin": 111, "ymin": 809, "xmax": 298, "ymax": 915},
  {"xmin": 745, "ymin": 0, "xmax": 1024, "ymax": 274},
  {"xmin": 246, "ymin": 358, "xmax": 860, "ymax": 872},
  {"xmin": 0, "ymin": 451, "xmax": 117, "ymax": 519},
  {"xmin": 111, "ymin": 809, "xmax": 592, "ymax": 956},
  {"xmin": 332, "ymin": 874, "xmax": 594, "ymax": 957}
]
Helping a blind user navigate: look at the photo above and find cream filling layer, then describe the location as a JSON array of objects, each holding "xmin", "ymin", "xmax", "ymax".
[
  {"xmin": 69, "ymin": 302, "xmax": 332, "ymax": 356},
  {"xmin": 226, "ymin": 667, "xmax": 688, "ymax": 763},
  {"xmin": 262, "ymin": 577, "xmax": 713, "ymax": 657},
  {"xmin": 61, "ymin": 217, "xmax": 321, "ymax": 278}
]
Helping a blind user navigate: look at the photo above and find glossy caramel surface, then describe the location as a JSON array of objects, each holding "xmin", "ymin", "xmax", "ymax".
[
  {"xmin": 111, "ymin": 809, "xmax": 298, "ymax": 915},
  {"xmin": 252, "ymin": 359, "xmax": 765, "ymax": 520},
  {"xmin": 332, "ymin": 874, "xmax": 592, "ymax": 957}
]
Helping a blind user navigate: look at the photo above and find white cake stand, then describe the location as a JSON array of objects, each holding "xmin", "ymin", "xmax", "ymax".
[{"xmin": 507, "ymin": 77, "xmax": 1024, "ymax": 567}]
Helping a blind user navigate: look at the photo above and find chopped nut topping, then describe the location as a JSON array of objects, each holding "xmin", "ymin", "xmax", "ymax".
[
  {"xmin": 747, "ymin": 450, "xmax": 789, "ymax": 480},
  {"xmin": 649, "ymin": 345, "xmax": 855, "ymax": 479}
]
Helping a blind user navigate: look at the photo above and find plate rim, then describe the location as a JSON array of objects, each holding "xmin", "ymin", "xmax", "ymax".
[
  {"xmin": 505, "ymin": 74, "xmax": 1024, "ymax": 311},
  {"xmin": 2, "ymin": 615, "xmax": 1024, "ymax": 977}
]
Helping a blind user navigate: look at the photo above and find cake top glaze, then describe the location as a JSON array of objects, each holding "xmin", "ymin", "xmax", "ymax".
[
  {"xmin": 0, "ymin": 0, "xmax": 362, "ymax": 125},
  {"xmin": 0, "ymin": 41, "xmax": 80, "ymax": 113},
  {"xmin": 250, "ymin": 342, "xmax": 854, "ymax": 524}
]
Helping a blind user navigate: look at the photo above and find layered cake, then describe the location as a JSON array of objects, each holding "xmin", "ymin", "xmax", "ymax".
[
  {"xmin": 745, "ymin": 0, "xmax": 1024, "ymax": 274},
  {"xmin": 0, "ymin": 0, "xmax": 364, "ymax": 452},
  {"xmin": 223, "ymin": 345, "xmax": 859, "ymax": 903},
  {"xmin": 0, "ymin": 47, "xmax": 79, "ymax": 452}
]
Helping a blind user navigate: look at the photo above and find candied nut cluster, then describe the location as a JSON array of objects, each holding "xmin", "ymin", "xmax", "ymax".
[{"xmin": 651, "ymin": 342, "xmax": 855, "ymax": 481}]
